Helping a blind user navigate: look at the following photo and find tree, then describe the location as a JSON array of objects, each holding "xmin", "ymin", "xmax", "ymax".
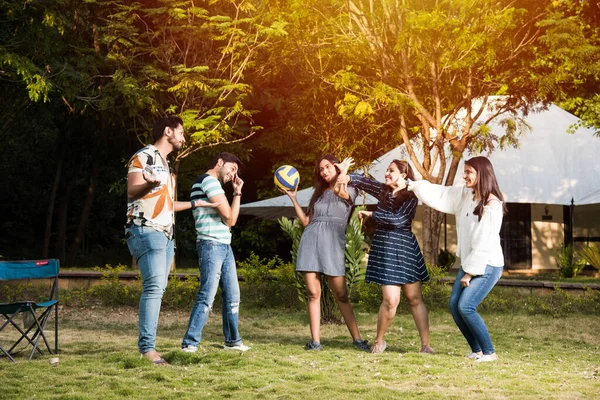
[
  {"xmin": 100, "ymin": 0, "xmax": 287, "ymax": 160},
  {"xmin": 0, "ymin": 0, "xmax": 122, "ymax": 264},
  {"xmin": 305, "ymin": 0, "xmax": 547, "ymax": 262},
  {"xmin": 251, "ymin": 1, "xmax": 403, "ymax": 163},
  {"xmin": 534, "ymin": 0, "xmax": 600, "ymax": 133}
]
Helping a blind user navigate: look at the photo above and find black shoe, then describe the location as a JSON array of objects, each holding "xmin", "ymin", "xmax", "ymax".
[
  {"xmin": 353, "ymin": 339, "xmax": 370, "ymax": 352},
  {"xmin": 304, "ymin": 340, "xmax": 322, "ymax": 351}
]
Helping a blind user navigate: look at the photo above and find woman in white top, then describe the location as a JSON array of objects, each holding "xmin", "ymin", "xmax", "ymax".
[{"xmin": 408, "ymin": 156, "xmax": 506, "ymax": 362}]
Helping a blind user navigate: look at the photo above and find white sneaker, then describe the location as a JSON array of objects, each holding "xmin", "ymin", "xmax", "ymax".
[
  {"xmin": 476, "ymin": 353, "xmax": 498, "ymax": 362},
  {"xmin": 181, "ymin": 345, "xmax": 198, "ymax": 353},
  {"xmin": 223, "ymin": 343, "xmax": 250, "ymax": 352},
  {"xmin": 466, "ymin": 352, "xmax": 482, "ymax": 360}
]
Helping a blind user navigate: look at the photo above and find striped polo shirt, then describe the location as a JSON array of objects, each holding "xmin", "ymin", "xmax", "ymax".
[{"xmin": 191, "ymin": 174, "xmax": 231, "ymax": 244}]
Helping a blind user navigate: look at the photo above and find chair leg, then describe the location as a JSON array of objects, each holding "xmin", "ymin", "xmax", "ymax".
[
  {"xmin": 27, "ymin": 308, "xmax": 54, "ymax": 361},
  {"xmin": 5, "ymin": 308, "xmax": 54, "ymax": 360},
  {"xmin": 6, "ymin": 313, "xmax": 43, "ymax": 354},
  {"xmin": 0, "ymin": 314, "xmax": 18, "ymax": 362},
  {"xmin": 4, "ymin": 310, "xmax": 41, "ymax": 353},
  {"xmin": 0, "ymin": 343, "xmax": 16, "ymax": 362},
  {"xmin": 54, "ymin": 302, "xmax": 58, "ymax": 355}
]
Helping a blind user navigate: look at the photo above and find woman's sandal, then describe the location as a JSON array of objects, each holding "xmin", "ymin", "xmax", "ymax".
[{"xmin": 419, "ymin": 345, "xmax": 435, "ymax": 354}]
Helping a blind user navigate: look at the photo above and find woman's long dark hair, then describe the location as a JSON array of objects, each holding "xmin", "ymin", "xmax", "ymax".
[
  {"xmin": 307, "ymin": 154, "xmax": 340, "ymax": 217},
  {"xmin": 465, "ymin": 156, "xmax": 508, "ymax": 220},
  {"xmin": 381, "ymin": 160, "xmax": 416, "ymax": 209}
]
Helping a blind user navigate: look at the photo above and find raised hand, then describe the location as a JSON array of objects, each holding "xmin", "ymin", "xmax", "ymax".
[
  {"xmin": 143, "ymin": 165, "xmax": 161, "ymax": 188},
  {"xmin": 232, "ymin": 174, "xmax": 244, "ymax": 195},
  {"xmin": 335, "ymin": 157, "xmax": 355, "ymax": 175},
  {"xmin": 393, "ymin": 176, "xmax": 408, "ymax": 195},
  {"xmin": 278, "ymin": 185, "xmax": 298, "ymax": 199}
]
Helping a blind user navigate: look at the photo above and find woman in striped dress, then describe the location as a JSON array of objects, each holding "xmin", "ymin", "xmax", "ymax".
[{"xmin": 337, "ymin": 158, "xmax": 433, "ymax": 354}]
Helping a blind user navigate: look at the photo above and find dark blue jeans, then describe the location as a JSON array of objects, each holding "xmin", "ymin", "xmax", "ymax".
[
  {"xmin": 449, "ymin": 265, "xmax": 503, "ymax": 355},
  {"xmin": 182, "ymin": 240, "xmax": 242, "ymax": 347}
]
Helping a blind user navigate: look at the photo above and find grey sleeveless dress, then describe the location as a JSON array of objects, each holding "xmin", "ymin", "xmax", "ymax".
[{"xmin": 296, "ymin": 188, "xmax": 357, "ymax": 276}]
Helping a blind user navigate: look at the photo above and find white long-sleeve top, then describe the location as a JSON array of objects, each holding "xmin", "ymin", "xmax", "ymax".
[{"xmin": 409, "ymin": 180, "xmax": 504, "ymax": 276}]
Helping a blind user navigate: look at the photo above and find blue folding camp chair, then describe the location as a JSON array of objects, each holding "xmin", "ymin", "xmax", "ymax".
[{"xmin": 0, "ymin": 259, "xmax": 59, "ymax": 362}]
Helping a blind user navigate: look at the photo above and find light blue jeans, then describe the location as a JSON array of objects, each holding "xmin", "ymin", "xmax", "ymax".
[
  {"xmin": 125, "ymin": 225, "xmax": 174, "ymax": 354},
  {"xmin": 449, "ymin": 265, "xmax": 503, "ymax": 355},
  {"xmin": 182, "ymin": 240, "xmax": 242, "ymax": 347}
]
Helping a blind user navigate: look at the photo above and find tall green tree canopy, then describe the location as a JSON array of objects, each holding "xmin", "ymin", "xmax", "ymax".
[
  {"xmin": 101, "ymin": 0, "xmax": 287, "ymax": 159},
  {"xmin": 276, "ymin": 0, "xmax": 546, "ymax": 261},
  {"xmin": 535, "ymin": 0, "xmax": 600, "ymax": 133}
]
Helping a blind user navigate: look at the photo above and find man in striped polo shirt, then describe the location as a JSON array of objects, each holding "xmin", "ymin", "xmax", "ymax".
[{"xmin": 181, "ymin": 152, "xmax": 250, "ymax": 352}]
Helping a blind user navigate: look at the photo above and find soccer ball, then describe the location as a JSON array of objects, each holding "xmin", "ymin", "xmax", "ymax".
[{"xmin": 274, "ymin": 165, "xmax": 300, "ymax": 191}]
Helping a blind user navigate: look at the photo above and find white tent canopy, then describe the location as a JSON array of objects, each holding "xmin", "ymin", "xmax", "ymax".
[
  {"xmin": 241, "ymin": 103, "xmax": 600, "ymax": 219},
  {"xmin": 239, "ymin": 186, "xmax": 378, "ymax": 220}
]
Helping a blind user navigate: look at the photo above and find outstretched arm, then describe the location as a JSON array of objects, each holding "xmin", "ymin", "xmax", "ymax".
[
  {"xmin": 348, "ymin": 174, "xmax": 385, "ymax": 199},
  {"xmin": 174, "ymin": 199, "xmax": 220, "ymax": 212},
  {"xmin": 407, "ymin": 180, "xmax": 463, "ymax": 215}
]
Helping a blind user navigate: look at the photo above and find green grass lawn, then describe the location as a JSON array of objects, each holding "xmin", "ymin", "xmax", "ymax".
[{"xmin": 1, "ymin": 306, "xmax": 599, "ymax": 399}]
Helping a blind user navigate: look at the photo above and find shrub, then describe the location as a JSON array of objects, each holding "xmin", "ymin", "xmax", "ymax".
[
  {"xmin": 579, "ymin": 244, "xmax": 600, "ymax": 272},
  {"xmin": 554, "ymin": 244, "xmax": 586, "ymax": 278},
  {"xmin": 0, "ymin": 282, "xmax": 47, "ymax": 303},
  {"xmin": 437, "ymin": 249, "xmax": 456, "ymax": 272},
  {"xmin": 344, "ymin": 207, "xmax": 368, "ymax": 296},
  {"xmin": 421, "ymin": 264, "xmax": 451, "ymax": 309},
  {"xmin": 351, "ymin": 281, "xmax": 381, "ymax": 313},
  {"xmin": 162, "ymin": 275, "xmax": 199, "ymax": 309},
  {"xmin": 237, "ymin": 253, "xmax": 300, "ymax": 308},
  {"xmin": 89, "ymin": 264, "xmax": 140, "ymax": 307}
]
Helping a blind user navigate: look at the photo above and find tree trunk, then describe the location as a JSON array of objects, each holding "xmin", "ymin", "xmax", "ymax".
[
  {"xmin": 43, "ymin": 149, "xmax": 65, "ymax": 258},
  {"xmin": 67, "ymin": 159, "xmax": 100, "ymax": 266},
  {"xmin": 421, "ymin": 205, "xmax": 445, "ymax": 265},
  {"xmin": 55, "ymin": 180, "xmax": 74, "ymax": 263}
]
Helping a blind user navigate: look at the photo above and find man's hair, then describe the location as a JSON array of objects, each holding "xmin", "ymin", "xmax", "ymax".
[
  {"xmin": 209, "ymin": 152, "xmax": 243, "ymax": 169},
  {"xmin": 152, "ymin": 116, "xmax": 184, "ymax": 142}
]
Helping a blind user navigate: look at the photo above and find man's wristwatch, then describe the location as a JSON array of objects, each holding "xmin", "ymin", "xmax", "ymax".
[
  {"xmin": 191, "ymin": 200, "xmax": 197, "ymax": 209},
  {"xmin": 233, "ymin": 192, "xmax": 242, "ymax": 196}
]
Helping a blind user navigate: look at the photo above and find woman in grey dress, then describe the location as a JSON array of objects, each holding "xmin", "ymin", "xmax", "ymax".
[{"xmin": 281, "ymin": 154, "xmax": 368, "ymax": 352}]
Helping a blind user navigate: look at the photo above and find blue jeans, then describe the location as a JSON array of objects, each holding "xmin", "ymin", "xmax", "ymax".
[
  {"xmin": 449, "ymin": 265, "xmax": 503, "ymax": 355},
  {"xmin": 125, "ymin": 225, "xmax": 174, "ymax": 354},
  {"xmin": 182, "ymin": 240, "xmax": 242, "ymax": 347}
]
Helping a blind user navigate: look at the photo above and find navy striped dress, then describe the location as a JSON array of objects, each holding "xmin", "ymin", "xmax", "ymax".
[{"xmin": 349, "ymin": 174, "xmax": 429, "ymax": 285}]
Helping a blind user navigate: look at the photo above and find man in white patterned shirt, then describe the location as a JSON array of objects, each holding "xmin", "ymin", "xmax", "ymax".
[{"xmin": 125, "ymin": 116, "xmax": 217, "ymax": 365}]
